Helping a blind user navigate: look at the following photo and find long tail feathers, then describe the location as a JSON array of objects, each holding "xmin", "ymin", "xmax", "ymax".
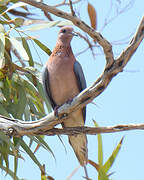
[{"xmin": 68, "ymin": 134, "xmax": 88, "ymax": 166}]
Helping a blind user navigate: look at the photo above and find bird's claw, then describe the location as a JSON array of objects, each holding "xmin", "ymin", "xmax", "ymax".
[
  {"xmin": 66, "ymin": 98, "xmax": 73, "ymax": 104},
  {"xmin": 54, "ymin": 105, "xmax": 60, "ymax": 117}
]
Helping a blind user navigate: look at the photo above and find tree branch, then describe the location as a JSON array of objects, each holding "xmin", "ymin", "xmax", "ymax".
[
  {"xmin": 53, "ymin": 0, "xmax": 82, "ymax": 8},
  {"xmin": 1, "ymin": 115, "xmax": 144, "ymax": 136},
  {"xmin": 69, "ymin": 0, "xmax": 75, "ymax": 16},
  {"xmin": 32, "ymin": 123, "xmax": 144, "ymax": 136}
]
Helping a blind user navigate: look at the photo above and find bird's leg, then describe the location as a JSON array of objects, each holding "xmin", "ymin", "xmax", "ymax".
[
  {"xmin": 54, "ymin": 104, "xmax": 69, "ymax": 118},
  {"xmin": 66, "ymin": 98, "xmax": 73, "ymax": 104},
  {"xmin": 84, "ymin": 165, "xmax": 89, "ymax": 180},
  {"xmin": 54, "ymin": 105, "xmax": 60, "ymax": 117},
  {"xmin": 54, "ymin": 98, "xmax": 73, "ymax": 117}
]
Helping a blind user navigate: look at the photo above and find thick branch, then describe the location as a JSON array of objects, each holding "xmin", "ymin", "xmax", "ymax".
[
  {"xmin": 1, "ymin": 116, "xmax": 144, "ymax": 136},
  {"xmin": 34, "ymin": 124, "xmax": 144, "ymax": 136}
]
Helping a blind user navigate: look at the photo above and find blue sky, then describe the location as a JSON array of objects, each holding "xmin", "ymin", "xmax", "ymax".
[{"xmin": 1, "ymin": 0, "xmax": 144, "ymax": 179}]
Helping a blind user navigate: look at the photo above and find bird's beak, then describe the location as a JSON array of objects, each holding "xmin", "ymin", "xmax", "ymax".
[{"xmin": 71, "ymin": 31, "xmax": 78, "ymax": 36}]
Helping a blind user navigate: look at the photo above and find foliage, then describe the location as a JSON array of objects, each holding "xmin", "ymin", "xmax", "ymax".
[
  {"xmin": 0, "ymin": 0, "xmax": 59, "ymax": 178},
  {"xmin": 89, "ymin": 121, "xmax": 124, "ymax": 180}
]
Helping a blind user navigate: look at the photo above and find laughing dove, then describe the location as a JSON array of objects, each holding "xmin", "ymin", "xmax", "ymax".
[{"xmin": 42, "ymin": 26, "xmax": 88, "ymax": 166}]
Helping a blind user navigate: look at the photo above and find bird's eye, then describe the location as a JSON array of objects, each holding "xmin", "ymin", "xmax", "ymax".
[{"xmin": 62, "ymin": 29, "xmax": 66, "ymax": 33}]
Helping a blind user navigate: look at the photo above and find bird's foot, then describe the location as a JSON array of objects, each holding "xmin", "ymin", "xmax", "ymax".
[
  {"xmin": 66, "ymin": 98, "xmax": 73, "ymax": 105},
  {"xmin": 54, "ymin": 105, "xmax": 60, "ymax": 117}
]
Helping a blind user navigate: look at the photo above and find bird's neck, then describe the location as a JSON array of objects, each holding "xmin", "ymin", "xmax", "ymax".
[{"xmin": 52, "ymin": 42, "xmax": 74, "ymax": 57}]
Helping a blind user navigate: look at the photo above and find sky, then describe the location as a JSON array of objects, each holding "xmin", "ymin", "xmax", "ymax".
[{"xmin": 1, "ymin": 0, "xmax": 144, "ymax": 180}]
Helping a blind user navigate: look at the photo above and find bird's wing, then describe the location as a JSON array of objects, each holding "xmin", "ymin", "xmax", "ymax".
[
  {"xmin": 42, "ymin": 66, "xmax": 56, "ymax": 109},
  {"xmin": 73, "ymin": 61, "xmax": 87, "ymax": 122}
]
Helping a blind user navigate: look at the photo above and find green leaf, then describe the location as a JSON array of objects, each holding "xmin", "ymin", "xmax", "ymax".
[
  {"xmin": 57, "ymin": 135, "xmax": 67, "ymax": 154},
  {"xmin": 35, "ymin": 80, "xmax": 52, "ymax": 112},
  {"xmin": 0, "ymin": 0, "xmax": 10, "ymax": 6},
  {"xmin": 23, "ymin": 66, "xmax": 40, "ymax": 78},
  {"xmin": 19, "ymin": 138, "xmax": 43, "ymax": 171},
  {"xmin": 29, "ymin": 136, "xmax": 33, "ymax": 148},
  {"xmin": 41, "ymin": 175, "xmax": 48, "ymax": 180},
  {"xmin": 33, "ymin": 39, "xmax": 51, "ymax": 56},
  {"xmin": 88, "ymin": 159, "xmax": 109, "ymax": 180},
  {"xmin": 28, "ymin": 92, "xmax": 44, "ymax": 116},
  {"xmin": 0, "ymin": 143, "xmax": 9, "ymax": 169},
  {"xmin": 24, "ymin": 20, "xmax": 73, "ymax": 32},
  {"xmin": 0, "ymin": 32, "xmax": 5, "ymax": 69},
  {"xmin": 24, "ymin": 20, "xmax": 60, "ymax": 31},
  {"xmin": 14, "ymin": 18, "xmax": 25, "ymax": 27},
  {"xmin": 35, "ymin": 136, "xmax": 55, "ymax": 160},
  {"xmin": 6, "ymin": 74, "xmax": 27, "ymax": 119},
  {"xmin": 2, "ymin": 78, "xmax": 11, "ymax": 105},
  {"xmin": 12, "ymin": 73, "xmax": 45, "ymax": 118},
  {"xmin": 21, "ymin": 37, "xmax": 34, "ymax": 66},
  {"xmin": 0, "ymin": 24, "xmax": 5, "ymax": 33},
  {"xmin": 24, "ymin": 104, "xmax": 31, "ymax": 121},
  {"xmin": 9, "ymin": 37, "xmax": 29, "ymax": 61},
  {"xmin": 0, "ymin": 6, "xmax": 11, "ymax": 20},
  {"xmin": 21, "ymin": 79, "xmax": 45, "ymax": 116},
  {"xmin": 13, "ymin": 137, "xmax": 20, "ymax": 147},
  {"xmin": 28, "ymin": 100, "xmax": 38, "ymax": 121},
  {"xmin": 0, "ymin": 20, "xmax": 9, "ymax": 25},
  {"xmin": 16, "ymin": 74, "xmax": 38, "ymax": 93},
  {"xmin": 57, "ymin": 20, "xmax": 73, "ymax": 26},
  {"xmin": 93, "ymin": 120, "xmax": 103, "ymax": 166},
  {"xmin": 15, "ymin": 85, "xmax": 27, "ymax": 119},
  {"xmin": 0, "ymin": 89, "xmax": 5, "ymax": 102},
  {"xmin": 0, "ymin": 132, "xmax": 17, "ymax": 155},
  {"xmin": 98, "ymin": 168, "xmax": 109, "ymax": 180},
  {"xmin": 0, "ymin": 103, "xmax": 10, "ymax": 117},
  {"xmin": 14, "ymin": 156, "xmax": 18, "ymax": 177},
  {"xmin": 0, "ymin": 164, "xmax": 20, "ymax": 180},
  {"xmin": 102, "ymin": 137, "xmax": 124, "ymax": 173},
  {"xmin": 1, "ymin": 2, "xmax": 26, "ymax": 15}
]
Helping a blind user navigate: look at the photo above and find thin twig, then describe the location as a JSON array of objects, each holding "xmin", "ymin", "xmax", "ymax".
[
  {"xmin": 69, "ymin": 0, "xmax": 75, "ymax": 16},
  {"xmin": 100, "ymin": 0, "xmax": 134, "ymax": 32},
  {"xmin": 54, "ymin": 0, "xmax": 82, "ymax": 7}
]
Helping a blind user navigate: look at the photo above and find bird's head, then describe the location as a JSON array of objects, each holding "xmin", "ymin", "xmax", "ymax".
[{"xmin": 57, "ymin": 26, "xmax": 77, "ymax": 45}]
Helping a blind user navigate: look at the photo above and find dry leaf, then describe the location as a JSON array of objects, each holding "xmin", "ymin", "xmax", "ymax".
[
  {"xmin": 47, "ymin": 176, "xmax": 55, "ymax": 180},
  {"xmin": 87, "ymin": 3, "xmax": 97, "ymax": 30},
  {"xmin": 88, "ymin": 159, "xmax": 100, "ymax": 171}
]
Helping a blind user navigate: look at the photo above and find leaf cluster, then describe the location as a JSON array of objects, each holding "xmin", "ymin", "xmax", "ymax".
[{"xmin": 0, "ymin": 1, "xmax": 57, "ymax": 179}]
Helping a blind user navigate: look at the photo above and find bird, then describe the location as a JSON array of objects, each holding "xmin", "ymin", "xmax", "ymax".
[{"xmin": 42, "ymin": 26, "xmax": 88, "ymax": 168}]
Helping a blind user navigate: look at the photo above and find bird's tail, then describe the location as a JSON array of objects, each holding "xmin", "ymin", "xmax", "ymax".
[{"xmin": 68, "ymin": 134, "xmax": 88, "ymax": 166}]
